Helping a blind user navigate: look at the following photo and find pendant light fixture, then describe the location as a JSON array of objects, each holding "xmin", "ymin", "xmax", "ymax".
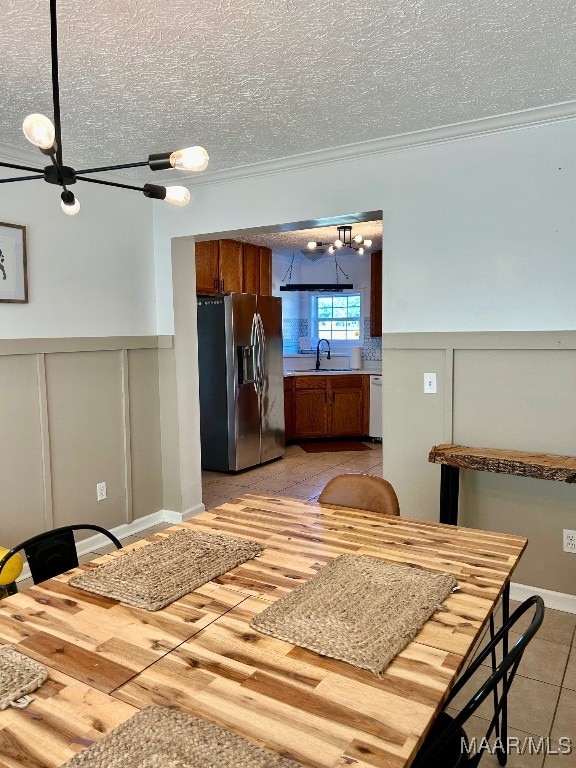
[
  {"xmin": 0, "ymin": 0, "xmax": 209, "ymax": 215},
  {"xmin": 307, "ymin": 226, "xmax": 372, "ymax": 255}
]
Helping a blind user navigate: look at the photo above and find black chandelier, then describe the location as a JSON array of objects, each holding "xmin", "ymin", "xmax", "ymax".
[
  {"xmin": 307, "ymin": 225, "xmax": 372, "ymax": 255},
  {"xmin": 0, "ymin": 0, "xmax": 209, "ymax": 215}
]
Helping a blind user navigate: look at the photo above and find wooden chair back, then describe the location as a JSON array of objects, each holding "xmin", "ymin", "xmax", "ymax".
[{"xmin": 318, "ymin": 473, "xmax": 400, "ymax": 516}]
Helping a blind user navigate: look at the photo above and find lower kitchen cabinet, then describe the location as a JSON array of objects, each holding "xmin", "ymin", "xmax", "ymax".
[
  {"xmin": 286, "ymin": 375, "xmax": 369, "ymax": 440},
  {"xmin": 284, "ymin": 377, "xmax": 295, "ymax": 442},
  {"xmin": 294, "ymin": 377, "xmax": 329, "ymax": 438}
]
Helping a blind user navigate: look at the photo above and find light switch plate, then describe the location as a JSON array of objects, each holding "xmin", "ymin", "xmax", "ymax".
[{"xmin": 424, "ymin": 373, "xmax": 437, "ymax": 394}]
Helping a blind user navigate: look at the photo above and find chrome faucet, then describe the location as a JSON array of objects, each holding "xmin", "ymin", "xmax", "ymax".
[{"xmin": 316, "ymin": 338, "xmax": 331, "ymax": 370}]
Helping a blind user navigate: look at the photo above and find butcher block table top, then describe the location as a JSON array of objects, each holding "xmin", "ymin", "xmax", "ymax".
[
  {"xmin": 429, "ymin": 443, "xmax": 576, "ymax": 483},
  {"xmin": 0, "ymin": 494, "xmax": 527, "ymax": 768}
]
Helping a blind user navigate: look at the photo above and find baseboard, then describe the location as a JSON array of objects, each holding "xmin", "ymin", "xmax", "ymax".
[
  {"xmin": 510, "ymin": 582, "xmax": 576, "ymax": 614},
  {"xmin": 16, "ymin": 505, "xmax": 206, "ymax": 583},
  {"xmin": 163, "ymin": 504, "xmax": 206, "ymax": 523}
]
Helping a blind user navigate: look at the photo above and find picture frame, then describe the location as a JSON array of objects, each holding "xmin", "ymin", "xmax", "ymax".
[{"xmin": 0, "ymin": 222, "xmax": 28, "ymax": 303}]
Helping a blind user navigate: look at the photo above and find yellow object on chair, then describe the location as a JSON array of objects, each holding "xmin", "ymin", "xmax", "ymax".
[{"xmin": 0, "ymin": 548, "xmax": 23, "ymax": 585}]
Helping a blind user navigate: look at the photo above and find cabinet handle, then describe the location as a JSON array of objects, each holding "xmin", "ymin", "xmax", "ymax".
[
  {"xmin": 213, "ymin": 278, "xmax": 218, "ymax": 290},
  {"xmin": 220, "ymin": 279, "xmax": 225, "ymax": 291}
]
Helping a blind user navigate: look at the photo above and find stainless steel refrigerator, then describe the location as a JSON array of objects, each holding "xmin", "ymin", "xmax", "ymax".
[{"xmin": 197, "ymin": 293, "xmax": 285, "ymax": 471}]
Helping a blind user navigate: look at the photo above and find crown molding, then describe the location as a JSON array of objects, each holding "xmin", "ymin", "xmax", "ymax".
[{"xmin": 170, "ymin": 100, "xmax": 576, "ymax": 188}]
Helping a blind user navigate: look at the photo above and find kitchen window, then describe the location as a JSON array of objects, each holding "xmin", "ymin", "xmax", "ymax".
[{"xmin": 312, "ymin": 293, "xmax": 362, "ymax": 343}]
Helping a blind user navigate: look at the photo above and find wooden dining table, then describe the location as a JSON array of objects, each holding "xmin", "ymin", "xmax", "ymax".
[{"xmin": 0, "ymin": 493, "xmax": 527, "ymax": 768}]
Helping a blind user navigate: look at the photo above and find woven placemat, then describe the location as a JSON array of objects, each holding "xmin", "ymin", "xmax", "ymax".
[
  {"xmin": 68, "ymin": 530, "xmax": 263, "ymax": 611},
  {"xmin": 0, "ymin": 646, "xmax": 48, "ymax": 710},
  {"xmin": 250, "ymin": 554, "xmax": 457, "ymax": 675},
  {"xmin": 60, "ymin": 706, "xmax": 300, "ymax": 767}
]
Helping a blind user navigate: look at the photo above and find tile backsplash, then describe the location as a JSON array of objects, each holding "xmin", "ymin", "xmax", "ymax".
[{"xmin": 282, "ymin": 316, "xmax": 381, "ymax": 361}]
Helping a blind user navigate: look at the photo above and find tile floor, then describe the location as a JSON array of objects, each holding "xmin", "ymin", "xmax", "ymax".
[{"xmin": 14, "ymin": 441, "xmax": 576, "ymax": 765}]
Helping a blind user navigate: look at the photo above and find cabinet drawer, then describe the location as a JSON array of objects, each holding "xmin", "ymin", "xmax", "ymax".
[
  {"xmin": 294, "ymin": 376, "xmax": 328, "ymax": 390},
  {"xmin": 328, "ymin": 375, "xmax": 363, "ymax": 389}
]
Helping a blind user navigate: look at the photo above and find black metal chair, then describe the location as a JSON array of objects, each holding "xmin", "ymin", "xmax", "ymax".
[
  {"xmin": 0, "ymin": 524, "xmax": 123, "ymax": 590},
  {"xmin": 411, "ymin": 595, "xmax": 545, "ymax": 768}
]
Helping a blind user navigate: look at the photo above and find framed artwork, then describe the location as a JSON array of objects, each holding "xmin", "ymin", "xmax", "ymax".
[{"xmin": 0, "ymin": 222, "xmax": 28, "ymax": 303}]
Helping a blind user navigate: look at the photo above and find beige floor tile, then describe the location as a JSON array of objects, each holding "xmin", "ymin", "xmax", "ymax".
[
  {"xmin": 562, "ymin": 648, "xmax": 576, "ymax": 691},
  {"xmin": 545, "ymin": 688, "xmax": 576, "ymax": 767},
  {"xmin": 480, "ymin": 633, "xmax": 570, "ymax": 687},
  {"xmin": 449, "ymin": 666, "xmax": 560, "ymax": 736},
  {"xmin": 15, "ymin": 576, "xmax": 34, "ymax": 592},
  {"xmin": 499, "ymin": 601, "xmax": 576, "ymax": 648}
]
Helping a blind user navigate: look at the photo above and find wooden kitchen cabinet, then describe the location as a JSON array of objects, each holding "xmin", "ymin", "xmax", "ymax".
[
  {"xmin": 294, "ymin": 377, "xmax": 329, "ymax": 438},
  {"xmin": 370, "ymin": 250, "xmax": 382, "ymax": 338},
  {"xmin": 284, "ymin": 378, "xmax": 295, "ymax": 442},
  {"xmin": 243, "ymin": 243, "xmax": 260, "ymax": 293},
  {"xmin": 195, "ymin": 240, "xmax": 220, "ymax": 293},
  {"xmin": 195, "ymin": 239, "xmax": 243, "ymax": 294},
  {"xmin": 330, "ymin": 376, "xmax": 366, "ymax": 436},
  {"xmin": 287, "ymin": 374, "xmax": 370, "ymax": 440},
  {"xmin": 196, "ymin": 239, "xmax": 269, "ymax": 295},
  {"xmin": 259, "ymin": 246, "xmax": 272, "ymax": 295}
]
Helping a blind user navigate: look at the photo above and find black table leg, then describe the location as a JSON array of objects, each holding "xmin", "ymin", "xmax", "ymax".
[{"xmin": 440, "ymin": 464, "xmax": 460, "ymax": 525}]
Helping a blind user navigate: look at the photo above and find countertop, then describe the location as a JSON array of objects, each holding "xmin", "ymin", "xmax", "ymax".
[{"xmin": 284, "ymin": 369, "xmax": 382, "ymax": 376}]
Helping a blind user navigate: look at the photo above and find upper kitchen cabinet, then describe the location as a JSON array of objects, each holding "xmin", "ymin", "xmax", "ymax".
[
  {"xmin": 242, "ymin": 243, "xmax": 260, "ymax": 293},
  {"xmin": 195, "ymin": 240, "xmax": 220, "ymax": 294},
  {"xmin": 259, "ymin": 246, "xmax": 272, "ymax": 295},
  {"xmin": 195, "ymin": 239, "xmax": 271, "ymax": 295},
  {"xmin": 370, "ymin": 250, "xmax": 382, "ymax": 338},
  {"xmin": 195, "ymin": 239, "xmax": 243, "ymax": 294}
]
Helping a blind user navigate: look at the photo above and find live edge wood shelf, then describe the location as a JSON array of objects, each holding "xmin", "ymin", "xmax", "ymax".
[{"xmin": 429, "ymin": 443, "xmax": 576, "ymax": 524}]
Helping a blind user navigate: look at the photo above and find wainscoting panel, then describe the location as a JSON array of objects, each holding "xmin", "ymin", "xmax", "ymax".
[
  {"xmin": 128, "ymin": 348, "xmax": 163, "ymax": 520},
  {"xmin": 0, "ymin": 337, "xmax": 166, "ymax": 548},
  {"xmin": 382, "ymin": 332, "xmax": 576, "ymax": 596},
  {"xmin": 0, "ymin": 354, "xmax": 47, "ymax": 544},
  {"xmin": 45, "ymin": 351, "xmax": 127, "ymax": 532}
]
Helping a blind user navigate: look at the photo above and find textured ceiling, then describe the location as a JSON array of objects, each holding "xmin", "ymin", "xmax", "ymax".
[
  {"xmin": 1, "ymin": 0, "xmax": 576, "ymax": 180},
  {"xmin": 235, "ymin": 221, "xmax": 382, "ymax": 261}
]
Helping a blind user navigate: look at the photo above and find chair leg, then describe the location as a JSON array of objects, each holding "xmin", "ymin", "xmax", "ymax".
[{"xmin": 497, "ymin": 583, "xmax": 510, "ymax": 766}]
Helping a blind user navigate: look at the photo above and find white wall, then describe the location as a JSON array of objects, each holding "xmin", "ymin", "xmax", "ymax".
[
  {"xmin": 153, "ymin": 118, "xmax": 576, "ymax": 335},
  {"xmin": 0, "ymin": 166, "xmax": 156, "ymax": 338}
]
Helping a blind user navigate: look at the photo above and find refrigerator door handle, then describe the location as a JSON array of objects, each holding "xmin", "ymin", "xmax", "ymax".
[
  {"xmin": 256, "ymin": 313, "xmax": 266, "ymax": 389},
  {"xmin": 250, "ymin": 313, "xmax": 260, "ymax": 393}
]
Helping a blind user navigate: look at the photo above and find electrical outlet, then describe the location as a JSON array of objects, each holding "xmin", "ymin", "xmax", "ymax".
[
  {"xmin": 563, "ymin": 529, "xmax": 576, "ymax": 553},
  {"xmin": 96, "ymin": 482, "xmax": 107, "ymax": 501}
]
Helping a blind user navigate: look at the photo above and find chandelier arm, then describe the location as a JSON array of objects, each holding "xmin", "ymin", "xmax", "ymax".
[
  {"xmin": 75, "ymin": 161, "xmax": 149, "ymax": 175},
  {"xmin": 50, "ymin": 0, "xmax": 63, "ymax": 164},
  {"xmin": 75, "ymin": 176, "xmax": 145, "ymax": 192},
  {"xmin": 0, "ymin": 160, "xmax": 44, "ymax": 174},
  {"xmin": 0, "ymin": 175, "xmax": 44, "ymax": 183}
]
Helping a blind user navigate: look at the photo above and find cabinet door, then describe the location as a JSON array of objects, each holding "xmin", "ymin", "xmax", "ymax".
[
  {"xmin": 242, "ymin": 243, "xmax": 260, "ymax": 294},
  {"xmin": 195, "ymin": 240, "xmax": 220, "ymax": 294},
  {"xmin": 284, "ymin": 380, "xmax": 295, "ymax": 442},
  {"xmin": 295, "ymin": 390, "xmax": 328, "ymax": 438},
  {"xmin": 370, "ymin": 250, "xmax": 382, "ymax": 337},
  {"xmin": 259, "ymin": 246, "xmax": 272, "ymax": 295},
  {"xmin": 218, "ymin": 240, "xmax": 244, "ymax": 293},
  {"xmin": 330, "ymin": 388, "xmax": 364, "ymax": 436}
]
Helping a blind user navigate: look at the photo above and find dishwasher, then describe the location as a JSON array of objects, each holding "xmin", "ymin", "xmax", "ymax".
[{"xmin": 369, "ymin": 375, "xmax": 383, "ymax": 440}]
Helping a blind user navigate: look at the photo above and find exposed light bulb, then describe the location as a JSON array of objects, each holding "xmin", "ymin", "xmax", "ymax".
[
  {"xmin": 164, "ymin": 186, "xmax": 191, "ymax": 206},
  {"xmin": 22, "ymin": 113, "xmax": 55, "ymax": 150},
  {"xmin": 334, "ymin": 239, "xmax": 343, "ymax": 248},
  {"xmin": 357, "ymin": 247, "xmax": 365, "ymax": 255},
  {"xmin": 169, "ymin": 146, "xmax": 209, "ymax": 172},
  {"xmin": 307, "ymin": 241, "xmax": 317, "ymax": 250},
  {"xmin": 328, "ymin": 245, "xmax": 335, "ymax": 254},
  {"xmin": 60, "ymin": 192, "xmax": 80, "ymax": 215},
  {"xmin": 364, "ymin": 239, "xmax": 373, "ymax": 248},
  {"xmin": 354, "ymin": 234, "xmax": 363, "ymax": 243}
]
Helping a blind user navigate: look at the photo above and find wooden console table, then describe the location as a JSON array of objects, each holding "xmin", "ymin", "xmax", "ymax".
[{"xmin": 429, "ymin": 443, "xmax": 576, "ymax": 524}]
